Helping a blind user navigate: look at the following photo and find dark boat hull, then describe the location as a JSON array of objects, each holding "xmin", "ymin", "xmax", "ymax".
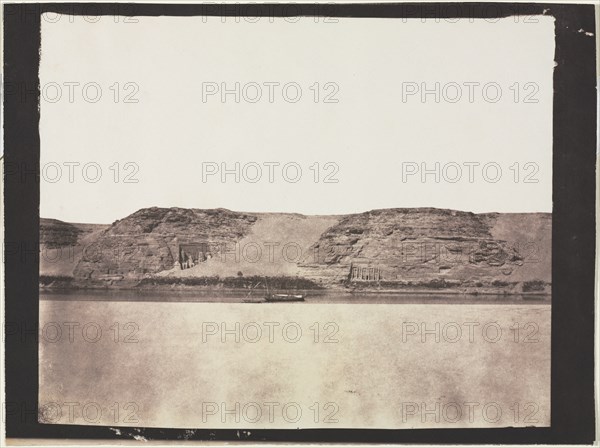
[{"xmin": 264, "ymin": 294, "xmax": 305, "ymax": 302}]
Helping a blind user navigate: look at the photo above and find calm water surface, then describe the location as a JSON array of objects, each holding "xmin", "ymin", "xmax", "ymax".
[
  {"xmin": 40, "ymin": 289, "xmax": 550, "ymax": 304},
  {"xmin": 39, "ymin": 291, "xmax": 551, "ymax": 428}
]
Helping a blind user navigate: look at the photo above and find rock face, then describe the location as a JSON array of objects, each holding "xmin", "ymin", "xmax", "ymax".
[
  {"xmin": 39, "ymin": 219, "xmax": 109, "ymax": 277},
  {"xmin": 297, "ymin": 208, "xmax": 551, "ymax": 292},
  {"xmin": 72, "ymin": 207, "xmax": 258, "ymax": 279},
  {"xmin": 40, "ymin": 219, "xmax": 84, "ymax": 249},
  {"xmin": 40, "ymin": 207, "xmax": 551, "ymax": 293}
]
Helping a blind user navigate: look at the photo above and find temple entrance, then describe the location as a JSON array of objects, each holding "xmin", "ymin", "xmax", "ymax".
[
  {"xmin": 179, "ymin": 243, "xmax": 210, "ymax": 269},
  {"xmin": 349, "ymin": 263, "xmax": 382, "ymax": 281}
]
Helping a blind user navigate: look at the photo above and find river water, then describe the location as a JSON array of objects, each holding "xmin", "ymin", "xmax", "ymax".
[
  {"xmin": 40, "ymin": 289, "xmax": 550, "ymax": 304},
  {"xmin": 38, "ymin": 290, "xmax": 550, "ymax": 429}
]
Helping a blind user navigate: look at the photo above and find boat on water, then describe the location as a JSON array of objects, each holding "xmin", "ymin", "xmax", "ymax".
[
  {"xmin": 242, "ymin": 298, "xmax": 265, "ymax": 303},
  {"xmin": 242, "ymin": 278, "xmax": 306, "ymax": 303},
  {"xmin": 264, "ymin": 293, "xmax": 305, "ymax": 302},
  {"xmin": 242, "ymin": 281, "xmax": 265, "ymax": 303}
]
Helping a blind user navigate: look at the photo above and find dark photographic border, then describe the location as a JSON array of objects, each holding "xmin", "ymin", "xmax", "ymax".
[{"xmin": 4, "ymin": 2, "xmax": 596, "ymax": 444}]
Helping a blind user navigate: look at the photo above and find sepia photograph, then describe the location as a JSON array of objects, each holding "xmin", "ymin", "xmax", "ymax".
[
  {"xmin": 2, "ymin": 1, "xmax": 597, "ymax": 445},
  {"xmin": 37, "ymin": 8, "xmax": 554, "ymax": 430}
]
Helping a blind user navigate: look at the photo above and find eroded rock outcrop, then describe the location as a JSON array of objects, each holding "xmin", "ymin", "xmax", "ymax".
[
  {"xmin": 40, "ymin": 219, "xmax": 84, "ymax": 249},
  {"xmin": 72, "ymin": 207, "xmax": 258, "ymax": 279},
  {"xmin": 297, "ymin": 208, "xmax": 550, "ymax": 293},
  {"xmin": 40, "ymin": 207, "xmax": 551, "ymax": 293}
]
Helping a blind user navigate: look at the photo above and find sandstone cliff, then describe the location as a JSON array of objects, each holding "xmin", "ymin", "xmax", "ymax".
[
  {"xmin": 71, "ymin": 207, "xmax": 258, "ymax": 280},
  {"xmin": 39, "ymin": 207, "xmax": 551, "ymax": 294},
  {"xmin": 297, "ymin": 208, "xmax": 551, "ymax": 294},
  {"xmin": 39, "ymin": 219, "xmax": 108, "ymax": 278}
]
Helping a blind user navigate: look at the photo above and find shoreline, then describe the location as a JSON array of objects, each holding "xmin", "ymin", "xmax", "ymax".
[
  {"xmin": 39, "ymin": 284, "xmax": 551, "ymax": 297},
  {"xmin": 39, "ymin": 274, "xmax": 551, "ymax": 297}
]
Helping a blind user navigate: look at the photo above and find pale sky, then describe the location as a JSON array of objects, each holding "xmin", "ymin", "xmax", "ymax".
[{"xmin": 40, "ymin": 15, "xmax": 555, "ymax": 223}]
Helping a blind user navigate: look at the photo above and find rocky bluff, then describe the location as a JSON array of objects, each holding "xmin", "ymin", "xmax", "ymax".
[
  {"xmin": 40, "ymin": 207, "xmax": 551, "ymax": 293},
  {"xmin": 72, "ymin": 207, "xmax": 257, "ymax": 279},
  {"xmin": 297, "ymin": 208, "xmax": 551, "ymax": 293}
]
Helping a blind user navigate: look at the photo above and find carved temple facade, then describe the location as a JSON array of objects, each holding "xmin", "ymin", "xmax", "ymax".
[
  {"xmin": 349, "ymin": 262, "xmax": 382, "ymax": 281},
  {"xmin": 178, "ymin": 242, "xmax": 211, "ymax": 269}
]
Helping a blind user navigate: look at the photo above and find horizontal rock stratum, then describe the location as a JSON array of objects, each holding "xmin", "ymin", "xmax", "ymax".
[{"xmin": 39, "ymin": 207, "xmax": 551, "ymax": 294}]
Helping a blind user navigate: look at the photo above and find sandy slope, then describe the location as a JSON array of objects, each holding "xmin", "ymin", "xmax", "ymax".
[{"xmin": 158, "ymin": 213, "xmax": 341, "ymax": 278}]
